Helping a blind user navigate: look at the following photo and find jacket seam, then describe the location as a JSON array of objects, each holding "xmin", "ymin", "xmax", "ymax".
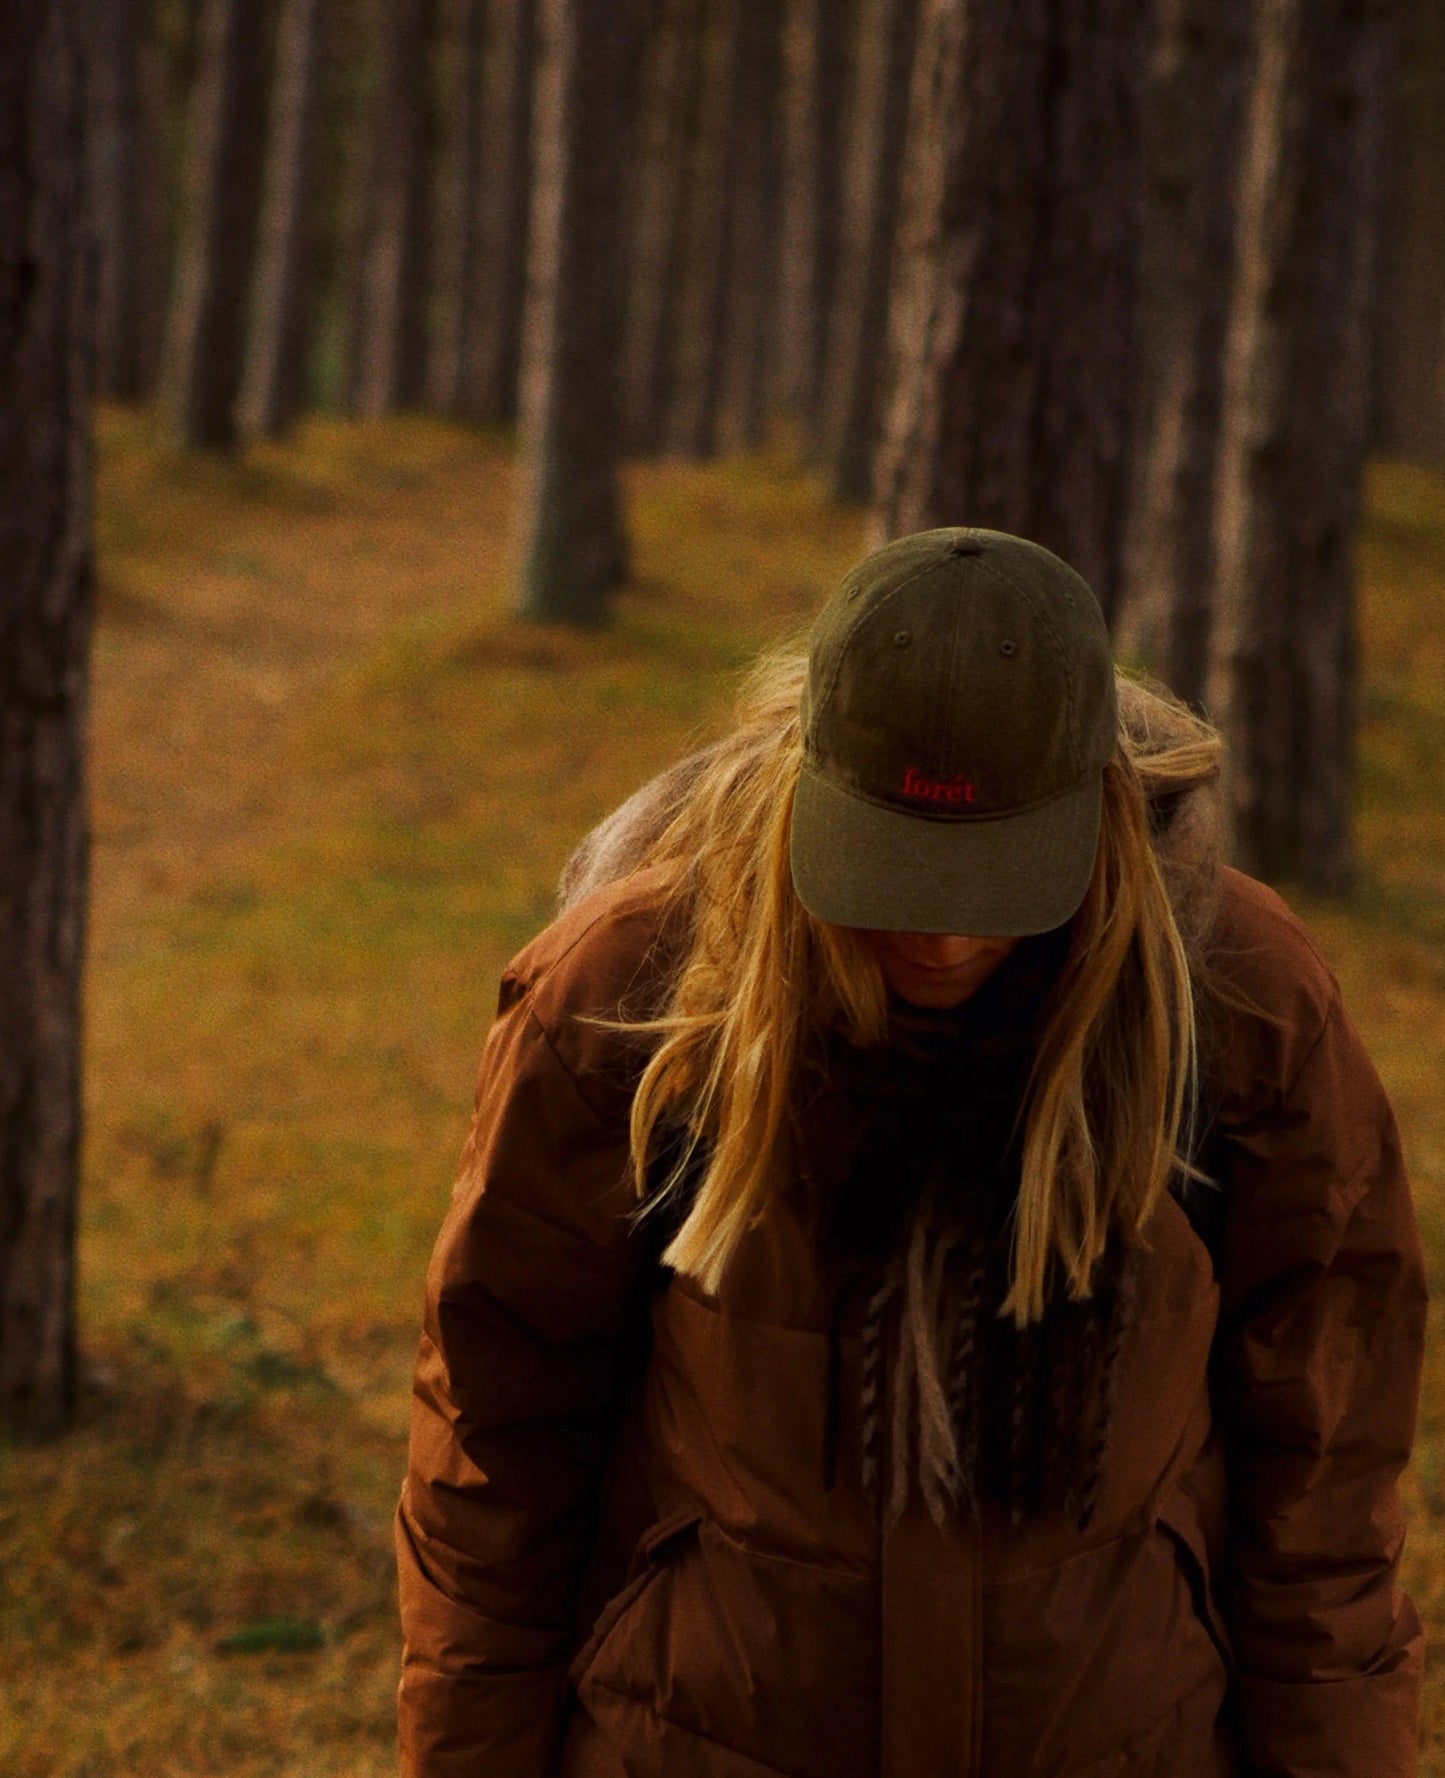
[
  {"xmin": 509, "ymin": 886, "xmax": 666, "ymax": 989},
  {"xmin": 581, "ymin": 1676, "xmax": 798, "ymax": 1777},
  {"xmin": 523, "ymin": 1002, "xmax": 633, "ymax": 1139},
  {"xmin": 701, "ymin": 1512, "xmax": 872, "ymax": 1582},
  {"xmin": 469, "ymin": 1001, "xmax": 639, "ymax": 1258},
  {"xmin": 1279, "ymin": 981, "xmax": 1342, "ymax": 1105},
  {"xmin": 1056, "ymin": 1665, "xmax": 1225, "ymax": 1777}
]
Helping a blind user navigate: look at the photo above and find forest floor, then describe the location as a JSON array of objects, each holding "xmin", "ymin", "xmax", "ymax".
[{"xmin": 0, "ymin": 410, "xmax": 1442, "ymax": 1775}]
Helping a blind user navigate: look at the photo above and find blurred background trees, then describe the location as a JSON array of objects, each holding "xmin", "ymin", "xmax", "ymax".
[
  {"xmin": 7, "ymin": 0, "xmax": 1445, "ymax": 1428},
  {"xmin": 77, "ymin": 0, "xmax": 1445, "ymax": 698},
  {"xmin": 77, "ymin": 0, "xmax": 1445, "ymax": 656},
  {"xmin": 1377, "ymin": 0, "xmax": 1445, "ymax": 471}
]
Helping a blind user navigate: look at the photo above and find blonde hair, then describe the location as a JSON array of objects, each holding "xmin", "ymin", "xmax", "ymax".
[{"xmin": 616, "ymin": 650, "xmax": 1227, "ymax": 1326}]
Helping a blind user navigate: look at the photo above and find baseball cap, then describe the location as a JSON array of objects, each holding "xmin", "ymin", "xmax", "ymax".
[{"xmin": 789, "ymin": 527, "xmax": 1118, "ymax": 936}]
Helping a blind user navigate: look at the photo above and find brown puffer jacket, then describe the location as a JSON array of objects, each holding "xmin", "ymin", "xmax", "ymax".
[{"xmin": 395, "ymin": 861, "xmax": 1428, "ymax": 1778}]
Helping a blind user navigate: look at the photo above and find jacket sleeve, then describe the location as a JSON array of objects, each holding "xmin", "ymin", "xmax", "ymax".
[
  {"xmin": 395, "ymin": 973, "xmax": 647, "ymax": 1778},
  {"xmin": 1212, "ymin": 978, "xmax": 1430, "ymax": 1778}
]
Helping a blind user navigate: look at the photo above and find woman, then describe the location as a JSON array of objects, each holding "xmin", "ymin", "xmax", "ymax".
[{"xmin": 395, "ymin": 529, "xmax": 1427, "ymax": 1778}]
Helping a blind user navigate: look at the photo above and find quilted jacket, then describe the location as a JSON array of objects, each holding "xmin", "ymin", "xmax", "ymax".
[{"xmin": 395, "ymin": 860, "xmax": 1428, "ymax": 1778}]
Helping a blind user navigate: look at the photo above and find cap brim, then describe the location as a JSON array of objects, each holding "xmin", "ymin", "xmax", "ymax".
[{"xmin": 789, "ymin": 762, "xmax": 1101, "ymax": 936}]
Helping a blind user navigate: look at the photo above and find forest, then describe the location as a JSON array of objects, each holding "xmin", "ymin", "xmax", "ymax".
[{"xmin": 2, "ymin": 0, "xmax": 1445, "ymax": 1772}]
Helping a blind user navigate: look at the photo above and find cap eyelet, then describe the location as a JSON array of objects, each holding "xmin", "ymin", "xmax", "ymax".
[
  {"xmin": 1000, "ymin": 638, "xmax": 1017, "ymax": 657},
  {"xmin": 893, "ymin": 630, "xmax": 911, "ymax": 648}
]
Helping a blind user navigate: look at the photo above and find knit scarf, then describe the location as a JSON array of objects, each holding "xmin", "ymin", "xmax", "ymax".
[{"xmin": 803, "ymin": 926, "xmax": 1137, "ymax": 1534}]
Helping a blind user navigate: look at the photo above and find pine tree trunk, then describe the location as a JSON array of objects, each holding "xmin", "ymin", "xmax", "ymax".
[
  {"xmin": 667, "ymin": 0, "xmax": 745, "ymax": 458},
  {"xmin": 515, "ymin": 0, "xmax": 646, "ymax": 621},
  {"xmin": 873, "ymin": 0, "xmax": 1149, "ymax": 612},
  {"xmin": 665, "ymin": 0, "xmax": 786, "ymax": 458},
  {"xmin": 777, "ymin": 0, "xmax": 855, "ymax": 444},
  {"xmin": 1374, "ymin": 0, "xmax": 1445, "ymax": 466},
  {"xmin": 471, "ymin": 0, "xmax": 538, "ymax": 423},
  {"xmin": 1114, "ymin": 0, "xmax": 1253, "ymax": 703},
  {"xmin": 824, "ymin": 0, "xmax": 920, "ymax": 501},
  {"xmin": 428, "ymin": 0, "xmax": 488, "ymax": 415},
  {"xmin": 239, "ymin": 0, "xmax": 328, "ymax": 436},
  {"xmin": 88, "ymin": 0, "xmax": 168, "ymax": 402},
  {"xmin": 716, "ymin": 0, "xmax": 787, "ymax": 450},
  {"xmin": 1205, "ymin": 0, "xmax": 1391, "ymax": 893},
  {"xmin": 0, "ymin": 0, "xmax": 93, "ymax": 1438},
  {"xmin": 349, "ymin": 0, "xmax": 439, "ymax": 415},
  {"xmin": 620, "ymin": 0, "xmax": 708, "ymax": 453},
  {"xmin": 161, "ymin": 0, "xmax": 272, "ymax": 448}
]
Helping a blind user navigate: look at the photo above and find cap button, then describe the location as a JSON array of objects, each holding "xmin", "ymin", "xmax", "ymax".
[{"xmin": 948, "ymin": 539, "xmax": 982, "ymax": 557}]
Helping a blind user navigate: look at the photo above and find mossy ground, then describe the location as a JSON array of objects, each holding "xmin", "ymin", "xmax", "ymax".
[{"xmin": 0, "ymin": 412, "xmax": 1441, "ymax": 1774}]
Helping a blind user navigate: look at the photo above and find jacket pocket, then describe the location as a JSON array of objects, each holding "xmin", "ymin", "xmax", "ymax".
[
  {"xmin": 980, "ymin": 1511, "xmax": 1232, "ymax": 1775},
  {"xmin": 1153, "ymin": 1486, "xmax": 1235, "ymax": 1680},
  {"xmin": 567, "ymin": 1504, "xmax": 702, "ymax": 1692},
  {"xmin": 572, "ymin": 1508, "xmax": 878, "ymax": 1778}
]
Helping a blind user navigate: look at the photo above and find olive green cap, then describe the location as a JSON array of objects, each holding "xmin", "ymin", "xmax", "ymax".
[{"xmin": 790, "ymin": 527, "xmax": 1118, "ymax": 936}]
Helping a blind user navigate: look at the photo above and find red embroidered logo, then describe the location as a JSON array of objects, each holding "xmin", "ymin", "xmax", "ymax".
[{"xmin": 901, "ymin": 767, "xmax": 976, "ymax": 806}]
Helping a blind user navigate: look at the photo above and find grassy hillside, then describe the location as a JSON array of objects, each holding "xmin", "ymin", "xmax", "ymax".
[{"xmin": 0, "ymin": 411, "xmax": 1440, "ymax": 1774}]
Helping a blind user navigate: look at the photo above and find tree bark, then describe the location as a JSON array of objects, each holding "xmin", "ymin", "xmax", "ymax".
[
  {"xmin": 620, "ymin": 0, "xmax": 708, "ymax": 453},
  {"xmin": 469, "ymin": 0, "xmax": 538, "ymax": 423},
  {"xmin": 716, "ymin": 0, "xmax": 788, "ymax": 450},
  {"xmin": 516, "ymin": 0, "xmax": 647, "ymax": 621},
  {"xmin": 663, "ymin": 0, "xmax": 787, "ymax": 458},
  {"xmin": 348, "ymin": 0, "xmax": 439, "ymax": 414},
  {"xmin": 824, "ymin": 0, "xmax": 920, "ymax": 500},
  {"xmin": 0, "ymin": 0, "xmax": 93, "ymax": 1437},
  {"xmin": 161, "ymin": 0, "xmax": 273, "ymax": 448},
  {"xmin": 1205, "ymin": 0, "xmax": 1391, "ymax": 894},
  {"xmin": 777, "ymin": 0, "xmax": 855, "ymax": 443},
  {"xmin": 428, "ymin": 0, "xmax": 489, "ymax": 415},
  {"xmin": 1374, "ymin": 0, "xmax": 1445, "ymax": 466},
  {"xmin": 872, "ymin": 0, "xmax": 1149, "ymax": 614},
  {"xmin": 88, "ymin": 0, "xmax": 168, "ymax": 402},
  {"xmin": 666, "ymin": 0, "xmax": 744, "ymax": 457},
  {"xmin": 239, "ymin": 0, "xmax": 328, "ymax": 436},
  {"xmin": 1113, "ymin": 0, "xmax": 1254, "ymax": 703}
]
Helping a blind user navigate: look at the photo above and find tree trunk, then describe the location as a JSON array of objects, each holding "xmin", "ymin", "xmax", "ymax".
[
  {"xmin": 239, "ymin": 0, "xmax": 328, "ymax": 436},
  {"xmin": 872, "ymin": 0, "xmax": 1149, "ymax": 614},
  {"xmin": 161, "ymin": 0, "xmax": 272, "ymax": 448},
  {"xmin": 1374, "ymin": 0, "xmax": 1445, "ymax": 466},
  {"xmin": 824, "ymin": 0, "xmax": 920, "ymax": 500},
  {"xmin": 663, "ymin": 0, "xmax": 786, "ymax": 458},
  {"xmin": 310, "ymin": 0, "xmax": 379, "ymax": 412},
  {"xmin": 428, "ymin": 0, "xmax": 488, "ymax": 415},
  {"xmin": 1205, "ymin": 0, "xmax": 1391, "ymax": 894},
  {"xmin": 515, "ymin": 0, "xmax": 646, "ymax": 621},
  {"xmin": 621, "ymin": 0, "xmax": 708, "ymax": 453},
  {"xmin": 88, "ymin": 0, "xmax": 168, "ymax": 402},
  {"xmin": 470, "ymin": 0, "xmax": 538, "ymax": 423},
  {"xmin": 0, "ymin": 0, "xmax": 93, "ymax": 1438},
  {"xmin": 666, "ymin": 0, "xmax": 745, "ymax": 458},
  {"xmin": 348, "ymin": 0, "xmax": 439, "ymax": 415},
  {"xmin": 716, "ymin": 0, "xmax": 788, "ymax": 450},
  {"xmin": 1113, "ymin": 0, "xmax": 1254, "ymax": 704},
  {"xmin": 777, "ymin": 0, "xmax": 855, "ymax": 445}
]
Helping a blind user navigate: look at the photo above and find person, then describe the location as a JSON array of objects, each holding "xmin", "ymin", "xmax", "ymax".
[{"xmin": 395, "ymin": 528, "xmax": 1428, "ymax": 1778}]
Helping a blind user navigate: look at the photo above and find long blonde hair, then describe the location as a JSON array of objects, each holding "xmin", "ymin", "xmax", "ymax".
[{"xmin": 615, "ymin": 650, "xmax": 1227, "ymax": 1326}]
